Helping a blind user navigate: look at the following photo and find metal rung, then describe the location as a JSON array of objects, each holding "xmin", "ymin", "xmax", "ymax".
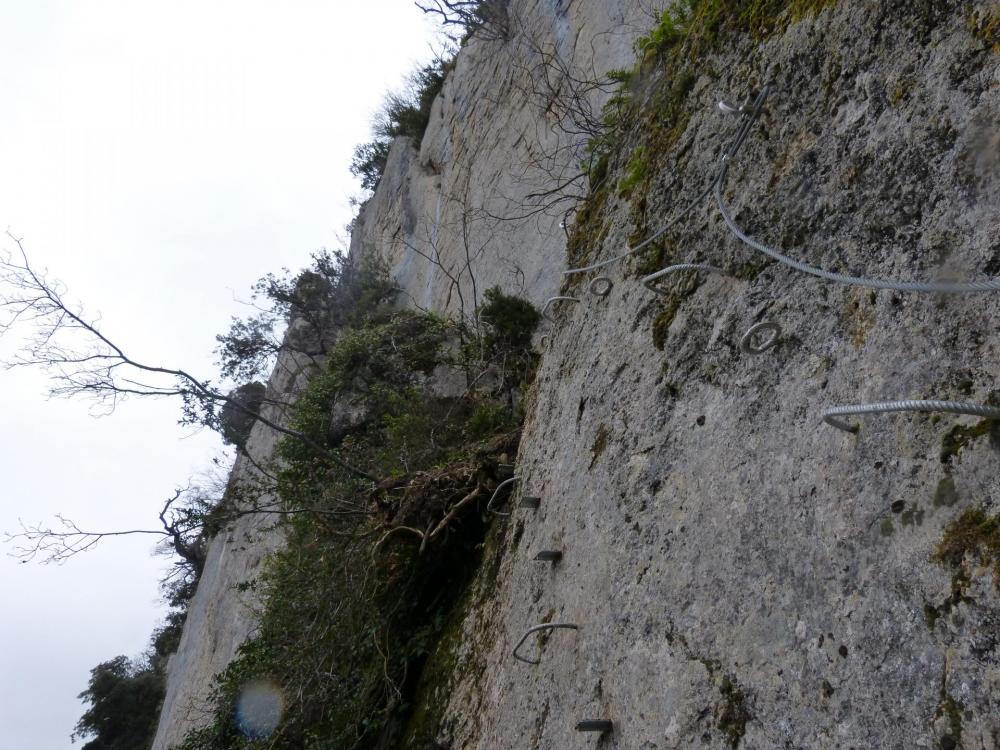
[
  {"xmin": 576, "ymin": 720, "xmax": 613, "ymax": 733},
  {"xmin": 512, "ymin": 622, "xmax": 579, "ymax": 664},
  {"xmin": 534, "ymin": 550, "xmax": 562, "ymax": 562}
]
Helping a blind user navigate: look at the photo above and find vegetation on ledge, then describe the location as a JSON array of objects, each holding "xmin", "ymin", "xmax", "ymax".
[{"xmin": 175, "ymin": 270, "xmax": 539, "ymax": 749}]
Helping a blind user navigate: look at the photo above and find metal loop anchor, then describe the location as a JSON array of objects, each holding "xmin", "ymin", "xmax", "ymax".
[
  {"xmin": 740, "ymin": 321, "xmax": 782, "ymax": 354},
  {"xmin": 512, "ymin": 622, "xmax": 579, "ymax": 664},
  {"xmin": 588, "ymin": 277, "xmax": 613, "ymax": 297},
  {"xmin": 541, "ymin": 296, "xmax": 581, "ymax": 321}
]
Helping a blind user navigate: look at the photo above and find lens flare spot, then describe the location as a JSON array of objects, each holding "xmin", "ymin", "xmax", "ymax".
[{"xmin": 234, "ymin": 679, "xmax": 284, "ymax": 739}]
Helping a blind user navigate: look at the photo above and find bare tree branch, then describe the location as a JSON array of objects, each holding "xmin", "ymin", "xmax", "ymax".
[{"xmin": 0, "ymin": 233, "xmax": 375, "ymax": 481}]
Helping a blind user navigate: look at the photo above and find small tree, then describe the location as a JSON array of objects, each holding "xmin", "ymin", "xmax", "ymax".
[
  {"xmin": 414, "ymin": 0, "xmax": 511, "ymax": 41},
  {"xmin": 0, "ymin": 233, "xmax": 376, "ymax": 480},
  {"xmin": 350, "ymin": 57, "xmax": 453, "ymax": 193},
  {"xmin": 72, "ymin": 611, "xmax": 187, "ymax": 750},
  {"xmin": 72, "ymin": 656, "xmax": 165, "ymax": 750}
]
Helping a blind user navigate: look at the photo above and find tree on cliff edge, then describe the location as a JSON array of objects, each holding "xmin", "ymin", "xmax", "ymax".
[{"xmin": 0, "ymin": 231, "xmax": 375, "ymax": 480}]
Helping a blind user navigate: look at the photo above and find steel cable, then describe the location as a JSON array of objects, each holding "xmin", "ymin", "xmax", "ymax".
[
  {"xmin": 718, "ymin": 89, "xmax": 1000, "ymax": 293},
  {"xmin": 562, "ymin": 89, "xmax": 770, "ymax": 278},
  {"xmin": 822, "ymin": 400, "xmax": 1000, "ymax": 433},
  {"xmin": 641, "ymin": 263, "xmax": 725, "ymax": 295}
]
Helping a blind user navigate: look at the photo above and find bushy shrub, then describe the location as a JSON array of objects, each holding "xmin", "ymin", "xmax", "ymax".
[
  {"xmin": 350, "ymin": 57, "xmax": 453, "ymax": 193},
  {"xmin": 73, "ymin": 613, "xmax": 186, "ymax": 750},
  {"xmin": 478, "ymin": 286, "xmax": 541, "ymax": 354}
]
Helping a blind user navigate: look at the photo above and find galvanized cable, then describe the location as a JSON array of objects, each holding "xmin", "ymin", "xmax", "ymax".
[
  {"xmin": 562, "ymin": 89, "xmax": 770, "ymax": 278},
  {"xmin": 641, "ymin": 263, "xmax": 725, "ymax": 295},
  {"xmin": 718, "ymin": 89, "xmax": 1000, "ymax": 293},
  {"xmin": 822, "ymin": 400, "xmax": 1000, "ymax": 433}
]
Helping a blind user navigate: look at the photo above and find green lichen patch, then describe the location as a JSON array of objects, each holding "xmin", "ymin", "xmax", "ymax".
[
  {"xmin": 934, "ymin": 508, "xmax": 1000, "ymax": 592},
  {"xmin": 651, "ymin": 296, "xmax": 683, "ymax": 350},
  {"xmin": 563, "ymin": 179, "xmax": 612, "ymax": 292},
  {"xmin": 968, "ymin": 5, "xmax": 1000, "ymax": 53},
  {"xmin": 939, "ymin": 418, "xmax": 1000, "ymax": 465},
  {"xmin": 716, "ymin": 674, "xmax": 751, "ymax": 748},
  {"xmin": 933, "ymin": 477, "xmax": 959, "ymax": 508},
  {"xmin": 880, "ymin": 517, "xmax": 895, "ymax": 537},
  {"xmin": 924, "ymin": 567, "xmax": 972, "ymax": 632},
  {"xmin": 938, "ymin": 694, "xmax": 963, "ymax": 750},
  {"xmin": 618, "ymin": 146, "xmax": 648, "ymax": 198}
]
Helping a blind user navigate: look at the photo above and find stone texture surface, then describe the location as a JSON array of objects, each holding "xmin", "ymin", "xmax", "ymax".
[
  {"xmin": 350, "ymin": 0, "xmax": 654, "ymax": 312},
  {"xmin": 154, "ymin": 1, "xmax": 1000, "ymax": 748},
  {"xmin": 151, "ymin": 345, "xmax": 316, "ymax": 750},
  {"xmin": 422, "ymin": 3, "xmax": 1000, "ymax": 748}
]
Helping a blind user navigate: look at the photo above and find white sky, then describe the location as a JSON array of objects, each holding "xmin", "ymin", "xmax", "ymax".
[{"xmin": 0, "ymin": 2, "xmax": 437, "ymax": 747}]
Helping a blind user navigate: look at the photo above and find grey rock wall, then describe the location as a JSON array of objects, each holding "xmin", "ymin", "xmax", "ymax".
[
  {"xmin": 154, "ymin": 0, "xmax": 1000, "ymax": 747},
  {"xmin": 152, "ymin": 0, "xmax": 648, "ymax": 745},
  {"xmin": 350, "ymin": 0, "xmax": 654, "ymax": 313},
  {"xmin": 413, "ymin": 2, "xmax": 1000, "ymax": 748},
  {"xmin": 151, "ymin": 346, "xmax": 315, "ymax": 750}
]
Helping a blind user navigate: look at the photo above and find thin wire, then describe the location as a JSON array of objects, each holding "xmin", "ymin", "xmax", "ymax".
[
  {"xmin": 822, "ymin": 400, "xmax": 1000, "ymax": 433},
  {"xmin": 486, "ymin": 476, "xmax": 518, "ymax": 516},
  {"xmin": 512, "ymin": 623, "xmax": 579, "ymax": 664}
]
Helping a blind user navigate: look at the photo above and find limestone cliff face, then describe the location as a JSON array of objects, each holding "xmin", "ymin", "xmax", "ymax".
[
  {"xmin": 153, "ymin": 2, "xmax": 647, "ymax": 746},
  {"xmin": 351, "ymin": 0, "xmax": 651, "ymax": 311},
  {"xmin": 155, "ymin": 1, "xmax": 1000, "ymax": 748},
  {"xmin": 151, "ymin": 345, "xmax": 314, "ymax": 750}
]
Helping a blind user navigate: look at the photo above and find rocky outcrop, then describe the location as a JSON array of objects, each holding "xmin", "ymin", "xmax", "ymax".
[
  {"xmin": 393, "ymin": 3, "xmax": 1000, "ymax": 748},
  {"xmin": 350, "ymin": 0, "xmax": 653, "ymax": 311},
  {"xmin": 154, "ymin": 1, "xmax": 1000, "ymax": 747},
  {"xmin": 151, "ymin": 351, "xmax": 312, "ymax": 750},
  {"xmin": 153, "ymin": 2, "xmax": 647, "ymax": 746}
]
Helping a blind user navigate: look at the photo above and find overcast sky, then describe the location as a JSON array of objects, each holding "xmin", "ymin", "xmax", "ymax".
[{"xmin": 0, "ymin": 2, "xmax": 437, "ymax": 747}]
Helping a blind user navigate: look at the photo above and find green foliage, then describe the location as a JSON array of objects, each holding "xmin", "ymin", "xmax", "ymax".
[
  {"xmin": 635, "ymin": 5, "xmax": 688, "ymax": 58},
  {"xmin": 73, "ymin": 613, "xmax": 186, "ymax": 750},
  {"xmin": 477, "ymin": 286, "xmax": 541, "ymax": 355},
  {"xmin": 177, "ymin": 284, "xmax": 536, "ymax": 749},
  {"xmin": 465, "ymin": 400, "xmax": 512, "ymax": 439},
  {"xmin": 276, "ymin": 309, "xmax": 450, "ymax": 477},
  {"xmin": 215, "ymin": 250, "xmax": 397, "ymax": 386},
  {"xmin": 350, "ymin": 140, "xmax": 392, "ymax": 193},
  {"xmin": 377, "ymin": 63, "xmax": 449, "ymax": 142},
  {"xmin": 351, "ymin": 57, "xmax": 454, "ymax": 192},
  {"xmin": 618, "ymin": 146, "xmax": 648, "ymax": 197}
]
